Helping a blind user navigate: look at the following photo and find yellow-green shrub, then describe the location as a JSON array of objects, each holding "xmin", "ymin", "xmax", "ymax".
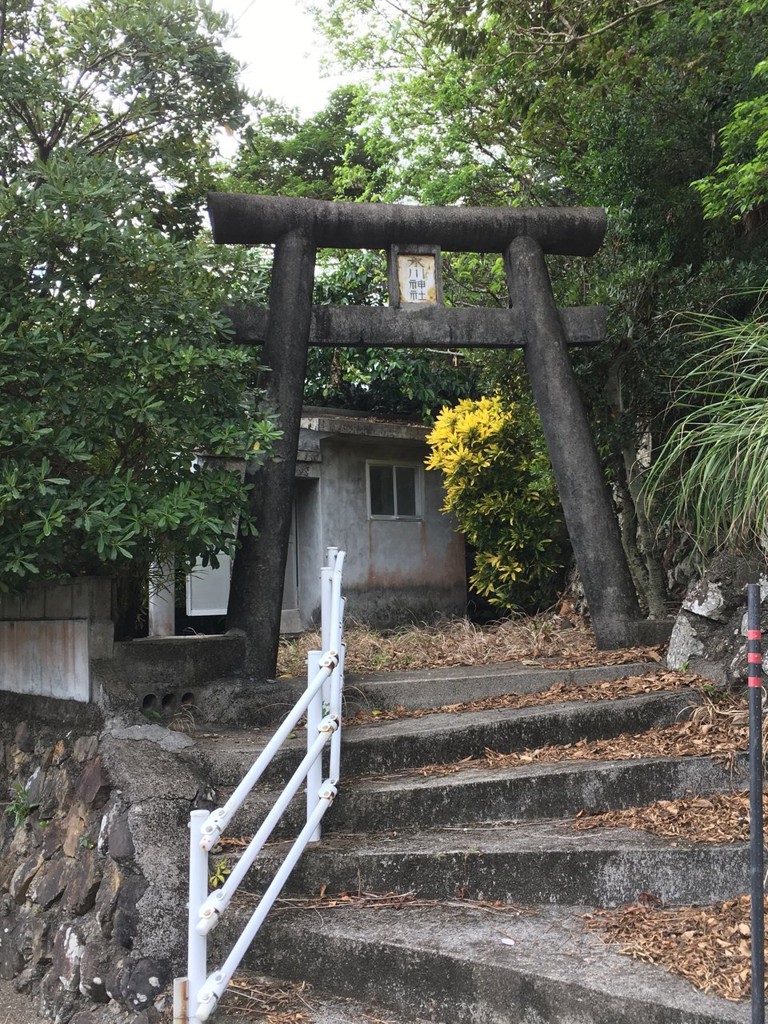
[{"xmin": 426, "ymin": 395, "xmax": 567, "ymax": 611}]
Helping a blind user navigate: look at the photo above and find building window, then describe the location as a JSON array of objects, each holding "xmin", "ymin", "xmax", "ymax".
[{"xmin": 367, "ymin": 462, "xmax": 422, "ymax": 519}]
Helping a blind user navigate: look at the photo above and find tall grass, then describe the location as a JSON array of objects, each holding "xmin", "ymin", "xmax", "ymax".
[{"xmin": 645, "ymin": 294, "xmax": 768, "ymax": 552}]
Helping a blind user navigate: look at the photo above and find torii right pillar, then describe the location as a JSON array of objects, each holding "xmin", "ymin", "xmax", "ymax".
[{"xmin": 506, "ymin": 236, "xmax": 661, "ymax": 649}]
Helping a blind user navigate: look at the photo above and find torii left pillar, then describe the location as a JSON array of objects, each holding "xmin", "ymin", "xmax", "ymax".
[{"xmin": 225, "ymin": 230, "xmax": 316, "ymax": 677}]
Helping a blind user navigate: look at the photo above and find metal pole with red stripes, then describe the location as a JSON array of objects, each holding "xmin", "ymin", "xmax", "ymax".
[{"xmin": 746, "ymin": 582, "xmax": 765, "ymax": 1023}]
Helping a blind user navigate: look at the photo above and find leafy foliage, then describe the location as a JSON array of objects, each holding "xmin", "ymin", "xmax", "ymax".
[
  {"xmin": 426, "ymin": 396, "xmax": 567, "ymax": 611},
  {"xmin": 0, "ymin": 0, "xmax": 280, "ymax": 597},
  {"xmin": 312, "ymin": 0, "xmax": 768, "ymax": 589},
  {"xmin": 0, "ymin": 153, "xmax": 281, "ymax": 587},
  {"xmin": 227, "ymin": 86, "xmax": 391, "ymax": 201},
  {"xmin": 644, "ymin": 293, "xmax": 768, "ymax": 552},
  {"xmin": 0, "ymin": 0, "xmax": 246, "ymax": 234}
]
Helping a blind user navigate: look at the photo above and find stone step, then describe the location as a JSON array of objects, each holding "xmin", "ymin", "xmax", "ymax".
[
  {"xmin": 194, "ymin": 688, "xmax": 697, "ymax": 786},
  {"xmin": 233, "ymin": 820, "xmax": 748, "ymax": 908},
  {"xmin": 344, "ymin": 659, "xmax": 659, "ymax": 711},
  {"xmin": 216, "ymin": 751, "xmax": 745, "ymax": 847},
  {"xmin": 214, "ymin": 903, "xmax": 750, "ymax": 1024},
  {"xmin": 328, "ymin": 753, "xmax": 745, "ymax": 833}
]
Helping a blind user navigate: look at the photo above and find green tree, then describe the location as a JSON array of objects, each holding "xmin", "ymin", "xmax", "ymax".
[
  {"xmin": 228, "ymin": 85, "xmax": 390, "ymax": 201},
  {"xmin": 0, "ymin": 0, "xmax": 280, "ymax": 609},
  {"xmin": 312, "ymin": 0, "xmax": 768, "ymax": 608}
]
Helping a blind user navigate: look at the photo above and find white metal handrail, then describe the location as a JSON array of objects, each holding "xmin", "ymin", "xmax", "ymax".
[{"xmin": 174, "ymin": 548, "xmax": 346, "ymax": 1024}]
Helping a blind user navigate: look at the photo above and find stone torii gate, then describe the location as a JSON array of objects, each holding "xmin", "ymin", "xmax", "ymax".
[{"xmin": 209, "ymin": 193, "xmax": 663, "ymax": 679}]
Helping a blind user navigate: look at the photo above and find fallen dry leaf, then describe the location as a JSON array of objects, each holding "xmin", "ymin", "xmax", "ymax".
[{"xmin": 587, "ymin": 895, "xmax": 767, "ymax": 1002}]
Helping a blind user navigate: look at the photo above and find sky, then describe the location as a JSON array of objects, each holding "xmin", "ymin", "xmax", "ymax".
[{"xmin": 213, "ymin": 0, "xmax": 342, "ymax": 117}]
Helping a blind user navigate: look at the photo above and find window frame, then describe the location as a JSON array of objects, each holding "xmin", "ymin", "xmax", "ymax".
[{"xmin": 366, "ymin": 460, "xmax": 424, "ymax": 521}]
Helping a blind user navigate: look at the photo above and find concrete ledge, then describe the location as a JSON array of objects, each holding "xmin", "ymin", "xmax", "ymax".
[{"xmin": 345, "ymin": 660, "xmax": 661, "ymax": 711}]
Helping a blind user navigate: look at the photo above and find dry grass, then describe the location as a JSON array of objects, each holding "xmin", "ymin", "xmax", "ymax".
[
  {"xmin": 217, "ymin": 975, "xmax": 312, "ymax": 1022},
  {"xmin": 276, "ymin": 616, "xmax": 663, "ymax": 678}
]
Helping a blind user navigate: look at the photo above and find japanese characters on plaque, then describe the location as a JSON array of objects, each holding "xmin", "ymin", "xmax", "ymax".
[
  {"xmin": 398, "ymin": 254, "xmax": 437, "ymax": 305},
  {"xmin": 387, "ymin": 244, "xmax": 443, "ymax": 307}
]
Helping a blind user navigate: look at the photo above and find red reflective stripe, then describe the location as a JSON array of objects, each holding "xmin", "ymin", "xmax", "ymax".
[
  {"xmin": 749, "ymin": 677, "xmax": 762, "ymax": 688},
  {"xmin": 749, "ymin": 653, "xmax": 763, "ymax": 663},
  {"xmin": 748, "ymin": 630, "xmax": 762, "ymax": 640}
]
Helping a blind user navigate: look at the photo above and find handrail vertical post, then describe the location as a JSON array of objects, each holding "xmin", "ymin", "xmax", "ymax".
[
  {"xmin": 747, "ymin": 583, "xmax": 765, "ymax": 1024},
  {"xmin": 187, "ymin": 809, "xmax": 209, "ymax": 1022},
  {"xmin": 182, "ymin": 550, "xmax": 346, "ymax": 1022},
  {"xmin": 306, "ymin": 649, "xmax": 323, "ymax": 841},
  {"xmin": 321, "ymin": 555, "xmax": 335, "ymax": 653},
  {"xmin": 320, "ymin": 561, "xmax": 334, "ymax": 711}
]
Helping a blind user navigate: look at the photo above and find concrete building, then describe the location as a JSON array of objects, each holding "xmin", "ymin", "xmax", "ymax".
[{"xmin": 187, "ymin": 408, "xmax": 467, "ymax": 631}]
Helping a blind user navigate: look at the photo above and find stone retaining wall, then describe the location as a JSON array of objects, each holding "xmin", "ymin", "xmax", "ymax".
[{"xmin": 0, "ymin": 694, "xmax": 207, "ymax": 1024}]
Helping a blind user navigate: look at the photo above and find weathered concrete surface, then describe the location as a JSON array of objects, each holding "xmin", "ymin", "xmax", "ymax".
[
  {"xmin": 0, "ymin": 579, "xmax": 113, "ymax": 703},
  {"xmin": 94, "ymin": 638, "xmax": 303, "ymax": 727},
  {"xmin": 211, "ymin": 752, "xmax": 746, "ymax": 845},
  {"xmin": 227, "ymin": 302, "xmax": 607, "ymax": 349},
  {"xmin": 0, "ymin": 704, "xmax": 208, "ymax": 1023},
  {"xmin": 329, "ymin": 753, "xmax": 747, "ymax": 834},
  {"xmin": 345, "ymin": 659, "xmax": 661, "ymax": 710},
  {"xmin": 226, "ymin": 229, "xmax": 317, "ymax": 679},
  {"xmin": 219, "ymin": 904, "xmax": 750, "ymax": 1024},
  {"xmin": 506, "ymin": 236, "xmax": 647, "ymax": 650},
  {"xmin": 244, "ymin": 820, "xmax": 748, "ymax": 908},
  {"xmin": 192, "ymin": 688, "xmax": 698, "ymax": 784},
  {"xmin": 209, "ymin": 193, "xmax": 607, "ymax": 256},
  {"xmin": 214, "ymin": 983, "xmax": 437, "ymax": 1024}
]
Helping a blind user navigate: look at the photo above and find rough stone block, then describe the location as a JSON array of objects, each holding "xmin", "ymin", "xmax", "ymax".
[
  {"xmin": 94, "ymin": 860, "xmax": 121, "ymax": 939},
  {"xmin": 120, "ymin": 956, "xmax": 170, "ymax": 1014},
  {"xmin": 79, "ymin": 939, "xmax": 111, "ymax": 1003},
  {"xmin": 73, "ymin": 736, "xmax": 99, "ymax": 764},
  {"xmin": 29, "ymin": 858, "xmax": 69, "ymax": 909},
  {"xmin": 0, "ymin": 900, "xmax": 25, "ymax": 979},
  {"xmin": 63, "ymin": 848, "xmax": 102, "ymax": 915},
  {"xmin": 50, "ymin": 922, "xmax": 85, "ymax": 991},
  {"xmin": 9, "ymin": 852, "xmax": 44, "ymax": 904},
  {"xmin": 113, "ymin": 875, "xmax": 148, "ymax": 950},
  {"xmin": 683, "ymin": 579, "xmax": 727, "ymax": 621},
  {"xmin": 107, "ymin": 812, "xmax": 135, "ymax": 863},
  {"xmin": 14, "ymin": 722, "xmax": 34, "ymax": 753},
  {"xmin": 62, "ymin": 806, "xmax": 88, "ymax": 858},
  {"xmin": 39, "ymin": 767, "xmax": 76, "ymax": 821},
  {"xmin": 69, "ymin": 1012, "xmax": 100, "ymax": 1024},
  {"xmin": 76, "ymin": 757, "xmax": 110, "ymax": 810}
]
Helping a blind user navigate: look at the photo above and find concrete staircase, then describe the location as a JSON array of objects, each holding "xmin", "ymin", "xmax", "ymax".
[{"xmin": 190, "ymin": 660, "xmax": 754, "ymax": 1024}]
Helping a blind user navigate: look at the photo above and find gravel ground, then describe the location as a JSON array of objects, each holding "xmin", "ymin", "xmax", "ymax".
[{"xmin": 0, "ymin": 980, "xmax": 47, "ymax": 1023}]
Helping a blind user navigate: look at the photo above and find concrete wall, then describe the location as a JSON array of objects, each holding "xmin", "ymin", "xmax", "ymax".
[
  {"xmin": 0, "ymin": 579, "xmax": 114, "ymax": 702},
  {"xmin": 312, "ymin": 436, "xmax": 466, "ymax": 627}
]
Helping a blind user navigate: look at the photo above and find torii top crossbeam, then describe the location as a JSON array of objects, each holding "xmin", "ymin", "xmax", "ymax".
[{"xmin": 208, "ymin": 193, "xmax": 606, "ymax": 256}]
